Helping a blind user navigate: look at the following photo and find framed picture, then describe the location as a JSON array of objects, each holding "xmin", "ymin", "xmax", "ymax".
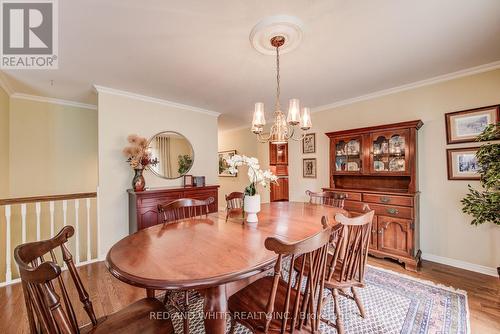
[
  {"xmin": 193, "ymin": 176, "xmax": 206, "ymax": 187},
  {"xmin": 183, "ymin": 174, "xmax": 194, "ymax": 186},
  {"xmin": 445, "ymin": 105, "xmax": 499, "ymax": 144},
  {"xmin": 303, "ymin": 158, "xmax": 317, "ymax": 178},
  {"xmin": 302, "ymin": 133, "xmax": 316, "ymax": 154},
  {"xmin": 218, "ymin": 150, "xmax": 237, "ymax": 177},
  {"xmin": 446, "ymin": 147, "xmax": 480, "ymax": 180}
]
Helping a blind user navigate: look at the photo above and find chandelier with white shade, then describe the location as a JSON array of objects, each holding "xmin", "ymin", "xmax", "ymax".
[{"xmin": 251, "ymin": 34, "xmax": 312, "ymax": 144}]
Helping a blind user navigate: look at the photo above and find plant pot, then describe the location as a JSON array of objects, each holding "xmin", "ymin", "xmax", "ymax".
[
  {"xmin": 244, "ymin": 194, "xmax": 261, "ymax": 223},
  {"xmin": 132, "ymin": 168, "xmax": 146, "ymax": 192}
]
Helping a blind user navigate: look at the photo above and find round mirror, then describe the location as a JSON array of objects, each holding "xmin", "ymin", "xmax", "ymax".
[{"xmin": 148, "ymin": 131, "xmax": 194, "ymax": 179}]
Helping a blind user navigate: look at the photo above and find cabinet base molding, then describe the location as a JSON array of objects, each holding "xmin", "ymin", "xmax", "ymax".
[{"xmin": 369, "ymin": 249, "xmax": 421, "ymax": 272}]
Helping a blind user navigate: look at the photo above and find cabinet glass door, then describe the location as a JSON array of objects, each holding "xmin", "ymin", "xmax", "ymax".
[
  {"xmin": 334, "ymin": 137, "xmax": 362, "ymax": 173},
  {"xmin": 371, "ymin": 130, "xmax": 409, "ymax": 173}
]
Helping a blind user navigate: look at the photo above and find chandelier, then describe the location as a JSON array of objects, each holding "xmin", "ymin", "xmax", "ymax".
[{"xmin": 251, "ymin": 36, "xmax": 312, "ymax": 144}]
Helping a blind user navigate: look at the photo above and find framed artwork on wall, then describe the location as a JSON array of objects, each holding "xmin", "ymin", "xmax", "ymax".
[
  {"xmin": 445, "ymin": 105, "xmax": 499, "ymax": 144},
  {"xmin": 302, "ymin": 133, "xmax": 316, "ymax": 154},
  {"xmin": 218, "ymin": 150, "xmax": 237, "ymax": 177},
  {"xmin": 303, "ymin": 158, "xmax": 317, "ymax": 178},
  {"xmin": 447, "ymin": 147, "xmax": 480, "ymax": 180}
]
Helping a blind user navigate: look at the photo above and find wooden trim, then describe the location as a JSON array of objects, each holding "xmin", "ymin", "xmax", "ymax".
[
  {"xmin": 325, "ymin": 120, "xmax": 423, "ymax": 138},
  {"xmin": 444, "ymin": 105, "xmax": 500, "ymax": 144},
  {"xmin": 0, "ymin": 192, "xmax": 97, "ymax": 206}
]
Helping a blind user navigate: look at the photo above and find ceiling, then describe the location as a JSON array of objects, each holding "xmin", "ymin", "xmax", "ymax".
[{"xmin": 2, "ymin": 0, "xmax": 500, "ymax": 130}]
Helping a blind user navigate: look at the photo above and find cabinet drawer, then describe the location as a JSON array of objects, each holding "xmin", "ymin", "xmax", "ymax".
[
  {"xmin": 343, "ymin": 200, "xmax": 370, "ymax": 213},
  {"xmin": 366, "ymin": 203, "xmax": 413, "ymax": 219},
  {"xmin": 140, "ymin": 192, "xmax": 183, "ymax": 206},
  {"xmin": 363, "ymin": 193, "xmax": 413, "ymax": 207},
  {"xmin": 341, "ymin": 191, "xmax": 362, "ymax": 201}
]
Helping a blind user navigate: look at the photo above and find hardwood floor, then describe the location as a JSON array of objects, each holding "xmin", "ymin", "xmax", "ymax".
[{"xmin": 0, "ymin": 258, "xmax": 498, "ymax": 333}]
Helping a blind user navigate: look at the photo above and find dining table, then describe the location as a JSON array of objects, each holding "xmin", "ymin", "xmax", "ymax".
[{"xmin": 105, "ymin": 201, "xmax": 348, "ymax": 334}]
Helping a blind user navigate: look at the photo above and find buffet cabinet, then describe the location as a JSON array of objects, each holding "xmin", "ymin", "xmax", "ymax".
[
  {"xmin": 324, "ymin": 120, "xmax": 423, "ymax": 271},
  {"xmin": 128, "ymin": 185, "xmax": 219, "ymax": 233}
]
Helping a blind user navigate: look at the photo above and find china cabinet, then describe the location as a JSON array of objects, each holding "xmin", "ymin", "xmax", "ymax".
[
  {"xmin": 270, "ymin": 143, "xmax": 289, "ymax": 201},
  {"xmin": 325, "ymin": 120, "xmax": 423, "ymax": 271}
]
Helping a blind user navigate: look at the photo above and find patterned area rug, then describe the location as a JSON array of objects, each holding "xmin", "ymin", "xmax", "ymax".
[{"xmin": 166, "ymin": 265, "xmax": 469, "ymax": 334}]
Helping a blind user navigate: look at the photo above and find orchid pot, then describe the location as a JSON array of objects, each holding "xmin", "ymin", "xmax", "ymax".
[{"xmin": 225, "ymin": 154, "xmax": 278, "ymax": 224}]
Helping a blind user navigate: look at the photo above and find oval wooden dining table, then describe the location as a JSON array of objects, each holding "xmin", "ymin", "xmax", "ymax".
[{"xmin": 106, "ymin": 201, "xmax": 348, "ymax": 334}]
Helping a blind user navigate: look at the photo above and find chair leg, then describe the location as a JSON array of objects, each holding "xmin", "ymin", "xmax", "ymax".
[
  {"xmin": 332, "ymin": 289, "xmax": 344, "ymax": 334},
  {"xmin": 351, "ymin": 287, "xmax": 366, "ymax": 318},
  {"xmin": 183, "ymin": 291, "xmax": 189, "ymax": 334}
]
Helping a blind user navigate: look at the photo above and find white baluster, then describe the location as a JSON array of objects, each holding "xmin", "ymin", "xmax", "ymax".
[
  {"xmin": 49, "ymin": 201, "xmax": 55, "ymax": 237},
  {"xmin": 62, "ymin": 200, "xmax": 67, "ymax": 226},
  {"xmin": 5, "ymin": 205, "xmax": 12, "ymax": 282},
  {"xmin": 35, "ymin": 202, "xmax": 41, "ymax": 241},
  {"xmin": 86, "ymin": 198, "xmax": 91, "ymax": 261},
  {"xmin": 62, "ymin": 200, "xmax": 68, "ymax": 269},
  {"xmin": 21, "ymin": 204, "xmax": 27, "ymax": 244},
  {"xmin": 74, "ymin": 199, "xmax": 80, "ymax": 264}
]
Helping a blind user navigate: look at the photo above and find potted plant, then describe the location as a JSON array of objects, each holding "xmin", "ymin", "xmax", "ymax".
[
  {"xmin": 123, "ymin": 134, "xmax": 158, "ymax": 192},
  {"xmin": 460, "ymin": 123, "xmax": 499, "ymax": 276},
  {"xmin": 226, "ymin": 154, "xmax": 278, "ymax": 223}
]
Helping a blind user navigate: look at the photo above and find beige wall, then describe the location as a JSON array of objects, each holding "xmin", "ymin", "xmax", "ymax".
[
  {"xmin": 286, "ymin": 69, "xmax": 500, "ymax": 271},
  {"xmin": 218, "ymin": 128, "xmax": 270, "ymax": 207},
  {"xmin": 8, "ymin": 98, "xmax": 98, "ymax": 197},
  {"xmin": 97, "ymin": 90, "xmax": 219, "ymax": 256},
  {"xmin": 218, "ymin": 69, "xmax": 500, "ymax": 273},
  {"xmin": 0, "ymin": 87, "xmax": 9, "ymax": 197}
]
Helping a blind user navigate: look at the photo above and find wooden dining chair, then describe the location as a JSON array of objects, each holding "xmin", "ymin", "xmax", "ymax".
[
  {"xmin": 306, "ymin": 190, "xmax": 347, "ymax": 208},
  {"xmin": 228, "ymin": 220, "xmax": 332, "ymax": 333},
  {"xmin": 157, "ymin": 196, "xmax": 214, "ymax": 334},
  {"xmin": 157, "ymin": 197, "xmax": 214, "ymax": 224},
  {"xmin": 322, "ymin": 210, "xmax": 375, "ymax": 334},
  {"xmin": 225, "ymin": 192, "xmax": 245, "ymax": 222},
  {"xmin": 14, "ymin": 226, "xmax": 174, "ymax": 334}
]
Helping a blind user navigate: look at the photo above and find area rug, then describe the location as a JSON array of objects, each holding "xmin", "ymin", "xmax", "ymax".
[{"xmin": 167, "ymin": 265, "xmax": 470, "ymax": 334}]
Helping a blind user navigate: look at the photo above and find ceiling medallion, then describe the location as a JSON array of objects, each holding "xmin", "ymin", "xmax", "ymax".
[{"xmin": 249, "ymin": 16, "xmax": 311, "ymax": 144}]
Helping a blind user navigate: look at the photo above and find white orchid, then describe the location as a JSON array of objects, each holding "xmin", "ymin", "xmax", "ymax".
[{"xmin": 225, "ymin": 154, "xmax": 278, "ymax": 195}]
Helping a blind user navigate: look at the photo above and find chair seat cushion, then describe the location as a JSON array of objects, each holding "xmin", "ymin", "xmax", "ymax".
[
  {"xmin": 82, "ymin": 298, "xmax": 174, "ymax": 334},
  {"xmin": 228, "ymin": 276, "xmax": 314, "ymax": 333}
]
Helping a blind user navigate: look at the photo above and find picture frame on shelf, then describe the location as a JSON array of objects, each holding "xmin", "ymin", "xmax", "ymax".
[
  {"xmin": 193, "ymin": 176, "xmax": 206, "ymax": 187},
  {"xmin": 446, "ymin": 147, "xmax": 480, "ymax": 180},
  {"xmin": 302, "ymin": 133, "xmax": 316, "ymax": 154},
  {"xmin": 303, "ymin": 158, "xmax": 317, "ymax": 178},
  {"xmin": 183, "ymin": 174, "xmax": 194, "ymax": 186},
  {"xmin": 445, "ymin": 105, "xmax": 499, "ymax": 144},
  {"xmin": 218, "ymin": 150, "xmax": 237, "ymax": 177}
]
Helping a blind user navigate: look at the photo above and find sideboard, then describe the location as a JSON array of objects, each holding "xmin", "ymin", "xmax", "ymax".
[{"xmin": 128, "ymin": 185, "xmax": 219, "ymax": 233}]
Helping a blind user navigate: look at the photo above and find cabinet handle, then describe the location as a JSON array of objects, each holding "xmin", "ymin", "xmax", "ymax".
[
  {"xmin": 386, "ymin": 208, "xmax": 399, "ymax": 215},
  {"xmin": 378, "ymin": 229, "xmax": 383, "ymax": 234},
  {"xmin": 380, "ymin": 196, "xmax": 390, "ymax": 203}
]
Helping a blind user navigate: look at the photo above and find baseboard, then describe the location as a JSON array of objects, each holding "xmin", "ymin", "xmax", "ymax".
[{"xmin": 421, "ymin": 253, "xmax": 498, "ymax": 277}]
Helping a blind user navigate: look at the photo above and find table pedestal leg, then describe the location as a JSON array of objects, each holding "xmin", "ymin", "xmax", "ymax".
[{"xmin": 203, "ymin": 285, "xmax": 228, "ymax": 334}]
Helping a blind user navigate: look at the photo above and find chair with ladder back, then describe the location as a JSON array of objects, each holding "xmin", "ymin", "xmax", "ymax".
[
  {"xmin": 14, "ymin": 226, "xmax": 174, "ymax": 334},
  {"xmin": 225, "ymin": 192, "xmax": 245, "ymax": 222}
]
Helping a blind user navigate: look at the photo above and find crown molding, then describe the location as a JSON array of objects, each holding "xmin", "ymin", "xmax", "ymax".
[
  {"xmin": 94, "ymin": 85, "xmax": 221, "ymax": 117},
  {"xmin": 312, "ymin": 60, "xmax": 500, "ymax": 113},
  {"xmin": 218, "ymin": 124, "xmax": 251, "ymax": 134},
  {"xmin": 10, "ymin": 93, "xmax": 97, "ymax": 110},
  {"xmin": 0, "ymin": 72, "xmax": 13, "ymax": 96}
]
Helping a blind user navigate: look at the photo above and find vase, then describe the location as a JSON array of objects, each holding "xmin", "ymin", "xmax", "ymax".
[
  {"xmin": 132, "ymin": 168, "xmax": 146, "ymax": 192},
  {"xmin": 244, "ymin": 194, "xmax": 261, "ymax": 223}
]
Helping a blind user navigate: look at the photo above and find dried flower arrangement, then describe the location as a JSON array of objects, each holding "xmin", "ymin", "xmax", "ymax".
[{"xmin": 122, "ymin": 134, "xmax": 158, "ymax": 169}]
